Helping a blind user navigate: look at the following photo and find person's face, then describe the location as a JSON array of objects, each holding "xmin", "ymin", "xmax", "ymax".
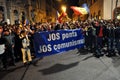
[
  {"xmin": 4, "ymin": 31, "xmax": 9, "ymax": 35},
  {"xmin": 23, "ymin": 31, "xmax": 27, "ymax": 36},
  {"xmin": 0, "ymin": 26, "xmax": 3, "ymax": 34},
  {"xmin": 16, "ymin": 28, "xmax": 21, "ymax": 34},
  {"xmin": 95, "ymin": 22, "xmax": 99, "ymax": 26},
  {"xmin": 99, "ymin": 23, "xmax": 103, "ymax": 26}
]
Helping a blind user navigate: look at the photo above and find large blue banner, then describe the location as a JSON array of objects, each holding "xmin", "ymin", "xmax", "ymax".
[{"xmin": 34, "ymin": 29, "xmax": 84, "ymax": 57}]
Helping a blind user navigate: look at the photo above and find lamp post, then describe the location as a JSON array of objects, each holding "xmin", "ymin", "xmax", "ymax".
[
  {"xmin": 57, "ymin": 5, "xmax": 67, "ymax": 23},
  {"xmin": 61, "ymin": 5, "xmax": 66, "ymax": 13}
]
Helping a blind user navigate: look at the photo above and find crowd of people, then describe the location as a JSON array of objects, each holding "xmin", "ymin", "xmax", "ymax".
[{"xmin": 0, "ymin": 19, "xmax": 120, "ymax": 70}]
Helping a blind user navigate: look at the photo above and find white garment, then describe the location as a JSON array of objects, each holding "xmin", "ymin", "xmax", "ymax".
[
  {"xmin": 22, "ymin": 36, "xmax": 30, "ymax": 48},
  {"xmin": 0, "ymin": 44, "xmax": 5, "ymax": 55}
]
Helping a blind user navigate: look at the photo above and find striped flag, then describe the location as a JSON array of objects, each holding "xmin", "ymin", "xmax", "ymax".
[
  {"xmin": 82, "ymin": 3, "xmax": 89, "ymax": 13},
  {"xmin": 70, "ymin": 6, "xmax": 88, "ymax": 15},
  {"xmin": 57, "ymin": 12, "xmax": 67, "ymax": 23},
  {"xmin": 56, "ymin": 11, "xmax": 60, "ymax": 19}
]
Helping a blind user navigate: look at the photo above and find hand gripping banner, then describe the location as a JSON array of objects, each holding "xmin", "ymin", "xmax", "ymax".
[{"xmin": 34, "ymin": 29, "xmax": 84, "ymax": 57}]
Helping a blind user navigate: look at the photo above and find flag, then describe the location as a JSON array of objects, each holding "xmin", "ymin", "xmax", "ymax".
[
  {"xmin": 56, "ymin": 11, "xmax": 60, "ymax": 19},
  {"xmin": 70, "ymin": 6, "xmax": 88, "ymax": 16},
  {"xmin": 82, "ymin": 3, "xmax": 89, "ymax": 13},
  {"xmin": 58, "ymin": 12, "xmax": 67, "ymax": 23}
]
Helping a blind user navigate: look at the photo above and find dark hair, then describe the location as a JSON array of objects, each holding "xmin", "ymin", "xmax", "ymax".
[
  {"xmin": 3, "ymin": 28, "xmax": 9, "ymax": 32},
  {"xmin": 0, "ymin": 23, "xmax": 3, "ymax": 27},
  {"xmin": 20, "ymin": 30, "xmax": 26, "ymax": 34}
]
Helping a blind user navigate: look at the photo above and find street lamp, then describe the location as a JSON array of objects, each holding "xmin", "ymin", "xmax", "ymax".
[
  {"xmin": 61, "ymin": 5, "xmax": 67, "ymax": 22},
  {"xmin": 61, "ymin": 6, "xmax": 66, "ymax": 13}
]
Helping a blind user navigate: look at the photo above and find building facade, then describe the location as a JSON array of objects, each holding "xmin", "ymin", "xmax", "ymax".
[
  {"xmin": 32, "ymin": 0, "xmax": 46, "ymax": 23},
  {"xmin": 0, "ymin": 0, "xmax": 7, "ymax": 22},
  {"xmin": 46, "ymin": 0, "xmax": 58, "ymax": 22},
  {"xmin": 0, "ymin": 0, "xmax": 57, "ymax": 24},
  {"xmin": 87, "ymin": 0, "xmax": 120, "ymax": 20},
  {"xmin": 6, "ymin": 0, "xmax": 27, "ymax": 24}
]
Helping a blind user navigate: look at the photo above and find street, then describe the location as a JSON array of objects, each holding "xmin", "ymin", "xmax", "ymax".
[
  {"xmin": 1, "ymin": 49, "xmax": 120, "ymax": 80},
  {"xmin": 0, "ymin": 0, "xmax": 120, "ymax": 80}
]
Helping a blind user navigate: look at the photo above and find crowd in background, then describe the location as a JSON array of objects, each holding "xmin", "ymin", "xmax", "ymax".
[{"xmin": 0, "ymin": 19, "xmax": 120, "ymax": 70}]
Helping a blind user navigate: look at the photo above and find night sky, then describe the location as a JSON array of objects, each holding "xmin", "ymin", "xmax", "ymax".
[
  {"xmin": 56, "ymin": 0, "xmax": 80, "ymax": 18},
  {"xmin": 66, "ymin": 0, "xmax": 80, "ymax": 18},
  {"xmin": 55, "ymin": 0, "xmax": 81, "ymax": 18},
  {"xmin": 67, "ymin": 0, "xmax": 80, "ymax": 6}
]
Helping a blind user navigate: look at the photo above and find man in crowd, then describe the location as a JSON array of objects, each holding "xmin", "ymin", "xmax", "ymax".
[
  {"xmin": 94, "ymin": 21, "xmax": 105, "ymax": 58},
  {"xmin": 20, "ymin": 30, "xmax": 32, "ymax": 66},
  {"xmin": 0, "ymin": 24, "xmax": 9, "ymax": 69},
  {"xmin": 106, "ymin": 22, "xmax": 116, "ymax": 57},
  {"xmin": 3, "ymin": 28, "xmax": 15, "ymax": 66}
]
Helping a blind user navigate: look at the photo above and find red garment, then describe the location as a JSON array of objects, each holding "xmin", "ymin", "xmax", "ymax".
[{"xmin": 98, "ymin": 26, "xmax": 103, "ymax": 37}]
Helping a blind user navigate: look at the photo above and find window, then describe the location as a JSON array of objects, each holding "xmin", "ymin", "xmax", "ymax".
[
  {"xmin": 91, "ymin": 0, "xmax": 97, "ymax": 5},
  {"xmin": 98, "ymin": 10, "xmax": 101, "ymax": 19},
  {"xmin": 94, "ymin": 0, "xmax": 97, "ymax": 3},
  {"xmin": 91, "ymin": 14, "xmax": 92, "ymax": 19},
  {"xmin": 0, "ymin": 6, "xmax": 4, "ymax": 21},
  {"xmin": 14, "ymin": 10, "xmax": 18, "ymax": 15},
  {"xmin": 93, "ymin": 12, "xmax": 95, "ymax": 18},
  {"xmin": 114, "ymin": 7, "xmax": 120, "ymax": 19},
  {"xmin": 0, "ymin": 6, "xmax": 4, "ymax": 12}
]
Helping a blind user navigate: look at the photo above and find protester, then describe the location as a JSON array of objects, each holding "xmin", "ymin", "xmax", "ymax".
[
  {"xmin": 3, "ymin": 27, "xmax": 16, "ymax": 66},
  {"xmin": 14, "ymin": 27, "xmax": 22, "ymax": 62},
  {"xmin": 0, "ymin": 19, "xmax": 120, "ymax": 69},
  {"xmin": 115, "ymin": 22, "xmax": 120, "ymax": 55},
  {"xmin": 0, "ymin": 24, "xmax": 9, "ymax": 69},
  {"xmin": 106, "ymin": 22, "xmax": 116, "ymax": 57},
  {"xmin": 19, "ymin": 30, "xmax": 32, "ymax": 66}
]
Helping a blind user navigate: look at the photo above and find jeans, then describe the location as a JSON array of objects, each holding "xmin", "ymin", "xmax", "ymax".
[
  {"xmin": 95, "ymin": 37, "xmax": 103, "ymax": 55},
  {"xmin": 108, "ymin": 38, "xmax": 116, "ymax": 53}
]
